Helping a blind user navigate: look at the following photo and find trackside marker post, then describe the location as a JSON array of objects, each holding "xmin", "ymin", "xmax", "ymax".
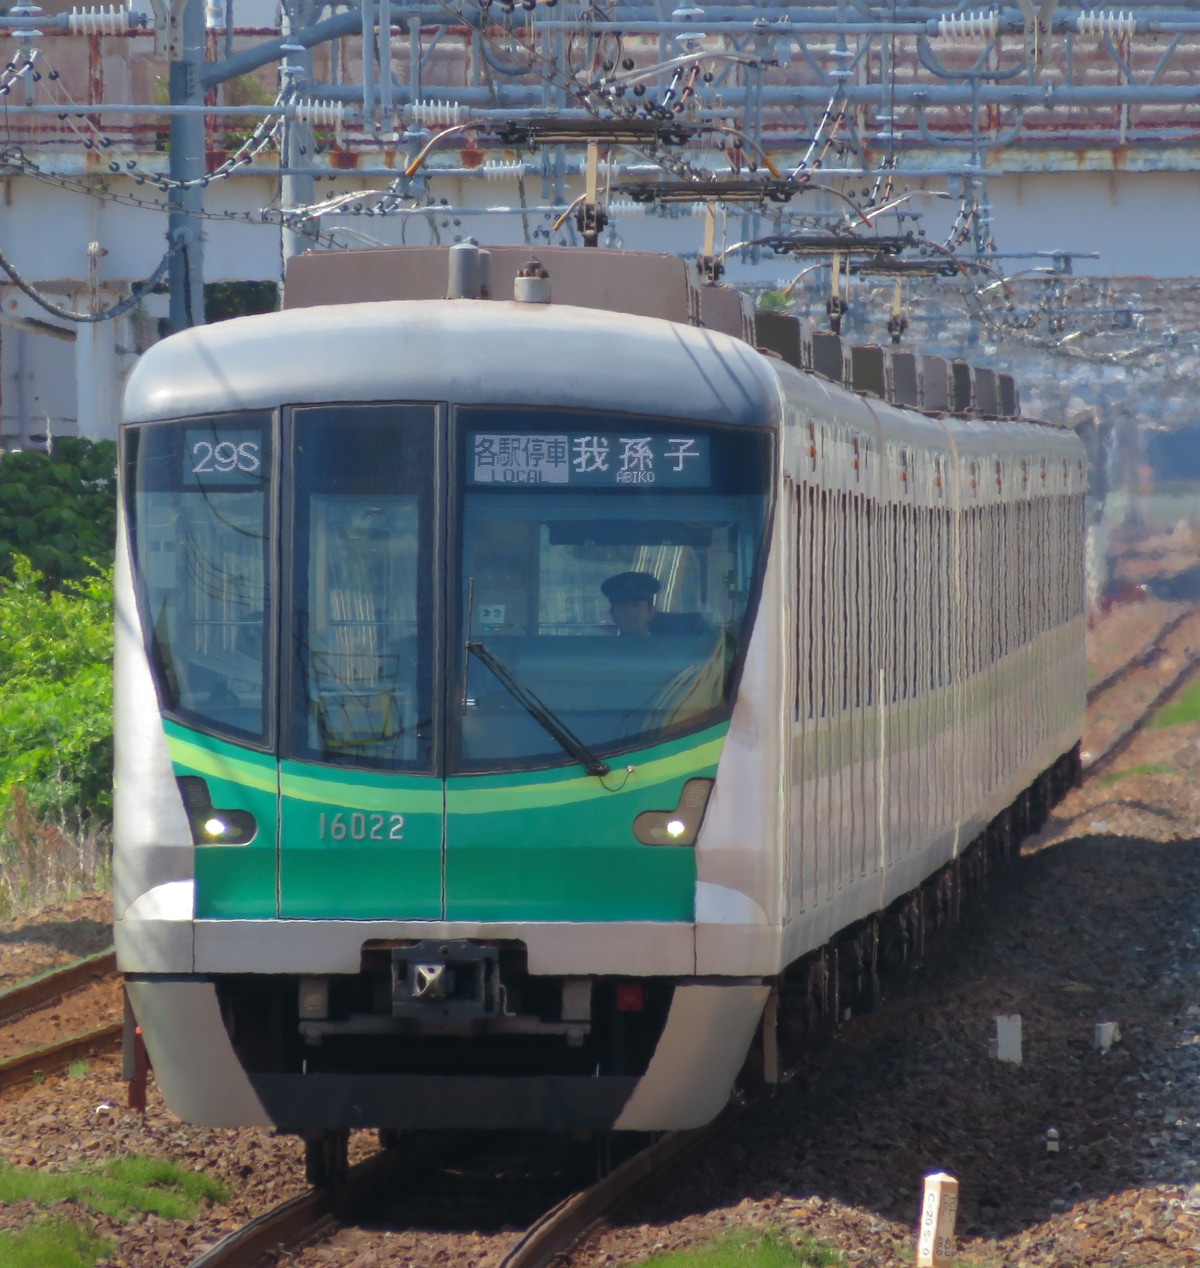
[
  {"xmin": 128, "ymin": 1026, "xmax": 148, "ymax": 1113},
  {"xmin": 1095, "ymin": 1021, "xmax": 1121, "ymax": 1052},
  {"xmin": 995, "ymin": 1013, "xmax": 1023, "ymax": 1064},
  {"xmin": 916, "ymin": 1172, "xmax": 959, "ymax": 1267}
]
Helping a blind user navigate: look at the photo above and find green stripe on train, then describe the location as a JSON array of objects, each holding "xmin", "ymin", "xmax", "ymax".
[
  {"xmin": 163, "ymin": 721, "xmax": 280, "ymax": 919},
  {"xmin": 162, "ymin": 719, "xmax": 726, "ymax": 922},
  {"xmin": 443, "ymin": 727, "xmax": 726, "ymax": 921}
]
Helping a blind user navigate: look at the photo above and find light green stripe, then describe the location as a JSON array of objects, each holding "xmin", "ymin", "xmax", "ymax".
[
  {"xmin": 165, "ymin": 732, "xmax": 278, "ymax": 794},
  {"xmin": 163, "ymin": 718, "xmax": 727, "ymax": 814},
  {"xmin": 451, "ymin": 723, "xmax": 729, "ymax": 791},
  {"xmin": 282, "ymin": 770, "xmax": 443, "ymax": 813},
  {"xmin": 447, "ymin": 732, "xmax": 726, "ymax": 814}
]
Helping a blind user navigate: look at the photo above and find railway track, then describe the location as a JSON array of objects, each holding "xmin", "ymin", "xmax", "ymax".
[
  {"xmin": 1081, "ymin": 603, "xmax": 1200, "ymax": 776},
  {"xmin": 0, "ymin": 949, "xmax": 122, "ymax": 1092},
  {"xmin": 186, "ymin": 1127, "xmax": 717, "ymax": 1268}
]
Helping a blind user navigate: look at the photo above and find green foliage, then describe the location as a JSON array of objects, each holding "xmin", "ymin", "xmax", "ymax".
[
  {"xmin": 220, "ymin": 72, "xmax": 274, "ymax": 149},
  {"xmin": 1098, "ymin": 762, "xmax": 1171, "ymax": 787},
  {"xmin": 0, "ymin": 556, "xmax": 113, "ymax": 830},
  {"xmin": 204, "ymin": 280, "xmax": 279, "ymax": 324},
  {"xmin": 638, "ymin": 1228, "xmax": 845, "ymax": 1268},
  {"xmin": 1151, "ymin": 676, "xmax": 1200, "ymax": 730},
  {"xmin": 0, "ymin": 1217, "xmax": 112, "ymax": 1268},
  {"xmin": 756, "ymin": 290, "xmax": 791, "ymax": 312},
  {"xmin": 222, "ymin": 71, "xmax": 273, "ymax": 108},
  {"xmin": 0, "ymin": 438, "xmax": 116, "ymax": 593},
  {"xmin": 0, "ymin": 1156, "xmax": 231, "ymax": 1222}
]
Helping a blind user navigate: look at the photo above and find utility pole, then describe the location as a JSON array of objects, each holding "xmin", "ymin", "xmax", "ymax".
[
  {"xmin": 280, "ymin": 0, "xmax": 318, "ymax": 267},
  {"xmin": 168, "ymin": 0, "xmax": 207, "ymax": 330}
]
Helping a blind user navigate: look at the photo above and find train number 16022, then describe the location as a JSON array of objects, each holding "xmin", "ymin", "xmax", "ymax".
[{"xmin": 318, "ymin": 811, "xmax": 405, "ymax": 841}]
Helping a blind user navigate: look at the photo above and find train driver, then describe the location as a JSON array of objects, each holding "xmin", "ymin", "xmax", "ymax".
[{"xmin": 602, "ymin": 571, "xmax": 660, "ymax": 637}]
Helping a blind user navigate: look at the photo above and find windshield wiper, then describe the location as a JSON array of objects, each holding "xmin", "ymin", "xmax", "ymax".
[{"xmin": 466, "ymin": 640, "xmax": 611, "ymax": 778}]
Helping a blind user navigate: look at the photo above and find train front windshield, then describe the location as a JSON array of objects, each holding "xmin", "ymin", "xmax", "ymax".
[
  {"xmin": 455, "ymin": 409, "xmax": 772, "ymax": 770},
  {"xmin": 124, "ymin": 406, "xmax": 772, "ymax": 773}
]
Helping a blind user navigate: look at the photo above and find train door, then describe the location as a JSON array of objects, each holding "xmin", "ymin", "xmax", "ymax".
[{"xmin": 276, "ymin": 404, "xmax": 445, "ymax": 919}]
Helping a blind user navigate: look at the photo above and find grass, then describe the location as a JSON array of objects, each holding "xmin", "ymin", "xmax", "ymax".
[
  {"xmin": 636, "ymin": 1228, "xmax": 846, "ymax": 1268},
  {"xmin": 0, "ymin": 1155, "xmax": 231, "ymax": 1222},
  {"xmin": 0, "ymin": 1218, "xmax": 112, "ymax": 1268},
  {"xmin": 66, "ymin": 1059, "xmax": 89, "ymax": 1079},
  {"xmin": 1098, "ymin": 762, "xmax": 1172, "ymax": 787},
  {"xmin": 0, "ymin": 790, "xmax": 111, "ymax": 922},
  {"xmin": 1150, "ymin": 677, "xmax": 1200, "ymax": 730}
]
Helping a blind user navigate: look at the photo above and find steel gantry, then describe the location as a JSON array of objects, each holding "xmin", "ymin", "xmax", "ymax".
[
  {"xmin": 3, "ymin": 2, "xmax": 1200, "ymax": 267},
  {"xmin": 0, "ymin": 0, "xmax": 1197, "ymax": 446}
]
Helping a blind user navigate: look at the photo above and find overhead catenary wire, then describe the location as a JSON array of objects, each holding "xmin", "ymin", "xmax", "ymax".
[
  {"xmin": 0, "ymin": 0, "xmax": 1176, "ymax": 354},
  {"xmin": 30, "ymin": 51, "xmax": 296, "ymax": 192},
  {"xmin": 0, "ymin": 236, "xmax": 181, "ymax": 323},
  {"xmin": 0, "ymin": 145, "xmax": 347, "ymax": 247}
]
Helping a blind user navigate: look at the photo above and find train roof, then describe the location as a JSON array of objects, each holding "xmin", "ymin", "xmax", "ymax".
[{"xmin": 121, "ymin": 297, "xmax": 783, "ymax": 429}]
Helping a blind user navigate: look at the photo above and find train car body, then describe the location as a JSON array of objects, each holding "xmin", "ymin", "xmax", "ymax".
[{"xmin": 115, "ymin": 247, "xmax": 1087, "ymax": 1145}]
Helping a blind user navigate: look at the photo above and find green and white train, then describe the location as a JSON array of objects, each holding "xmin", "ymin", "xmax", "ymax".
[{"xmin": 115, "ymin": 245, "xmax": 1086, "ymax": 1176}]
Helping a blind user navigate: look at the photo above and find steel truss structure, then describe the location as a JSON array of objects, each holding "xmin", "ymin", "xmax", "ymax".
[{"xmin": 1, "ymin": 0, "xmax": 1200, "ymax": 328}]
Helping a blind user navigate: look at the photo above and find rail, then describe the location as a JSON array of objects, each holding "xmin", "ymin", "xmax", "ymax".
[
  {"xmin": 0, "ymin": 949, "xmax": 115, "ymax": 1024},
  {"xmin": 500, "ymin": 1126, "xmax": 720, "ymax": 1268},
  {"xmin": 1079, "ymin": 602, "xmax": 1200, "ymax": 777},
  {"xmin": 186, "ymin": 1125, "xmax": 725, "ymax": 1268},
  {"xmin": 0, "ymin": 1023, "xmax": 123, "ymax": 1092},
  {"xmin": 1086, "ymin": 608, "xmax": 1193, "ymax": 705}
]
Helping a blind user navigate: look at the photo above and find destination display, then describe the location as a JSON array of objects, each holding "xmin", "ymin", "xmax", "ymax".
[
  {"xmin": 183, "ymin": 429, "xmax": 266, "ymax": 486},
  {"xmin": 468, "ymin": 432, "xmax": 711, "ymax": 488}
]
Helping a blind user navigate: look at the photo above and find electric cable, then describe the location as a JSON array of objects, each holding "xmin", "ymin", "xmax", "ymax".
[{"xmin": 0, "ymin": 236, "xmax": 181, "ymax": 323}]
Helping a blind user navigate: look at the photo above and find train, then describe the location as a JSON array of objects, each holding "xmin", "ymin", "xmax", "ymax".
[{"xmin": 114, "ymin": 243, "xmax": 1087, "ymax": 1182}]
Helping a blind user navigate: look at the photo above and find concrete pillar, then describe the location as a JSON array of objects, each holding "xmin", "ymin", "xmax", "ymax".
[{"xmin": 74, "ymin": 309, "xmax": 119, "ymax": 441}]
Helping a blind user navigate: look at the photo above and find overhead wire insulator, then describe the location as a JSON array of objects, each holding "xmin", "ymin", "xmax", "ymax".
[
  {"xmin": 409, "ymin": 100, "xmax": 466, "ymax": 128},
  {"xmin": 1075, "ymin": 9, "xmax": 1136, "ymax": 37},
  {"xmin": 66, "ymin": 6, "xmax": 130, "ymax": 34},
  {"xmin": 935, "ymin": 11, "xmax": 1000, "ymax": 38},
  {"xmin": 292, "ymin": 99, "xmax": 348, "ymax": 128},
  {"xmin": 481, "ymin": 160, "xmax": 526, "ymax": 179}
]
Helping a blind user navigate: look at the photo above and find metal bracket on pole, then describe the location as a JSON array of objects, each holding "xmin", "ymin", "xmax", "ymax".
[
  {"xmin": 827, "ymin": 252, "xmax": 847, "ymax": 334},
  {"xmin": 1016, "ymin": 0, "xmax": 1058, "ymax": 68},
  {"xmin": 888, "ymin": 277, "xmax": 908, "ymax": 344},
  {"xmin": 696, "ymin": 202, "xmax": 723, "ymax": 282},
  {"xmin": 147, "ymin": 0, "xmax": 190, "ymax": 60},
  {"xmin": 574, "ymin": 140, "xmax": 608, "ymax": 247}
]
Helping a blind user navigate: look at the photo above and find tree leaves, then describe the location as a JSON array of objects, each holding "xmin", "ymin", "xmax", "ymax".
[
  {"xmin": 0, "ymin": 556, "xmax": 113, "ymax": 830},
  {"xmin": 0, "ymin": 438, "xmax": 116, "ymax": 593}
]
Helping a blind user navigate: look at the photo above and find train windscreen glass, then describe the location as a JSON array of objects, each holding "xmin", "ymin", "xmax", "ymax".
[
  {"xmin": 287, "ymin": 405, "xmax": 436, "ymax": 772},
  {"xmin": 124, "ymin": 414, "xmax": 273, "ymax": 743},
  {"xmin": 455, "ymin": 411, "xmax": 773, "ymax": 770}
]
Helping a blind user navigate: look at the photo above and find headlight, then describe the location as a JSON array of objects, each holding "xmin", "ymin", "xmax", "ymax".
[
  {"xmin": 632, "ymin": 777, "xmax": 714, "ymax": 846},
  {"xmin": 177, "ymin": 776, "xmax": 258, "ymax": 845}
]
